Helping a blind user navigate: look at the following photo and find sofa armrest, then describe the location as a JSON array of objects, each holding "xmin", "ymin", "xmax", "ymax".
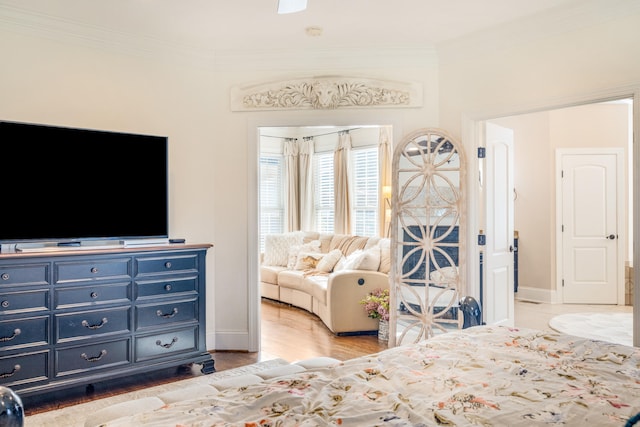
[{"xmin": 325, "ymin": 270, "xmax": 389, "ymax": 334}]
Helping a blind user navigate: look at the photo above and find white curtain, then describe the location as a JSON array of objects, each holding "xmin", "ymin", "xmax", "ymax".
[
  {"xmin": 284, "ymin": 138, "xmax": 299, "ymax": 231},
  {"xmin": 378, "ymin": 126, "xmax": 392, "ymax": 237},
  {"xmin": 298, "ymin": 138, "xmax": 315, "ymax": 231},
  {"xmin": 334, "ymin": 131, "xmax": 352, "ymax": 234}
]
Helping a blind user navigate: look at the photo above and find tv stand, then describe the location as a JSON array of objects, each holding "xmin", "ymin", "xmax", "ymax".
[{"xmin": 0, "ymin": 243, "xmax": 215, "ymax": 397}]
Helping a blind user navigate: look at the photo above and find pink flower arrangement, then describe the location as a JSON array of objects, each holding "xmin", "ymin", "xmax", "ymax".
[{"xmin": 359, "ymin": 288, "xmax": 390, "ymax": 321}]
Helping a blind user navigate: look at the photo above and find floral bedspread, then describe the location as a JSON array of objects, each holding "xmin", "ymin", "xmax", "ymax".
[{"xmin": 105, "ymin": 326, "xmax": 640, "ymax": 426}]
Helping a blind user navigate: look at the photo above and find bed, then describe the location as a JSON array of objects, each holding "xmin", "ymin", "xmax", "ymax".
[{"xmin": 93, "ymin": 325, "xmax": 640, "ymax": 426}]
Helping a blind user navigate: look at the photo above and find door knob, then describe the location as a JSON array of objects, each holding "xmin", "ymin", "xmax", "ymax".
[{"xmin": 606, "ymin": 234, "xmax": 617, "ymax": 240}]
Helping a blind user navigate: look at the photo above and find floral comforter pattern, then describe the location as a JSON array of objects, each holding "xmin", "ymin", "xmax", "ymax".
[{"xmin": 106, "ymin": 326, "xmax": 640, "ymax": 426}]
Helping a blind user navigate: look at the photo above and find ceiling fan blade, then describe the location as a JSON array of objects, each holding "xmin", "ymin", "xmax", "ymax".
[{"xmin": 278, "ymin": 0, "xmax": 307, "ymax": 14}]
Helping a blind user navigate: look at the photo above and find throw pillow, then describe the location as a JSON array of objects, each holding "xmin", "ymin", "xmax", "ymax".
[
  {"xmin": 287, "ymin": 240, "xmax": 321, "ymax": 269},
  {"xmin": 339, "ymin": 246, "xmax": 380, "ymax": 271},
  {"xmin": 352, "ymin": 245, "xmax": 381, "ymax": 271},
  {"xmin": 340, "ymin": 249, "xmax": 364, "ymax": 270},
  {"xmin": 263, "ymin": 233, "xmax": 303, "ymax": 267},
  {"xmin": 294, "ymin": 252, "xmax": 325, "ymax": 270},
  {"xmin": 316, "ymin": 249, "xmax": 342, "ymax": 273}
]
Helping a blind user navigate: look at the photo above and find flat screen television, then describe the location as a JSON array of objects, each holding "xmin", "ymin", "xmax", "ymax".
[{"xmin": 0, "ymin": 120, "xmax": 168, "ymax": 245}]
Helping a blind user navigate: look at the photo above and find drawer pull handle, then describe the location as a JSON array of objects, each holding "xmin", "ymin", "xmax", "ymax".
[
  {"xmin": 0, "ymin": 328, "xmax": 21, "ymax": 342},
  {"xmin": 0, "ymin": 364, "xmax": 20, "ymax": 379},
  {"xmin": 156, "ymin": 308, "xmax": 178, "ymax": 318},
  {"xmin": 81, "ymin": 350, "xmax": 107, "ymax": 362},
  {"xmin": 90, "ymin": 267, "xmax": 99, "ymax": 274},
  {"xmin": 1, "ymin": 301, "xmax": 9, "ymax": 309},
  {"xmin": 82, "ymin": 318, "xmax": 108, "ymax": 330},
  {"xmin": 0, "ymin": 273, "xmax": 8, "ymax": 281},
  {"xmin": 164, "ymin": 262, "xmax": 172, "ymax": 269},
  {"xmin": 155, "ymin": 337, "xmax": 179, "ymax": 349},
  {"xmin": 164, "ymin": 284, "xmax": 172, "ymax": 291},
  {"xmin": 90, "ymin": 292, "xmax": 99, "ymax": 299}
]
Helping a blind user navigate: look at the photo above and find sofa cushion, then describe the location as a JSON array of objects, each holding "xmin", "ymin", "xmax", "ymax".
[
  {"xmin": 278, "ymin": 270, "xmax": 311, "ymax": 292},
  {"xmin": 306, "ymin": 275, "xmax": 328, "ymax": 304},
  {"xmin": 261, "ymin": 265, "xmax": 286, "ymax": 285},
  {"xmin": 318, "ymin": 233, "xmax": 334, "ymax": 253},
  {"xmin": 302, "ymin": 231, "xmax": 320, "ymax": 243},
  {"xmin": 329, "ymin": 234, "xmax": 370, "ymax": 256},
  {"xmin": 264, "ymin": 232, "xmax": 304, "ymax": 266}
]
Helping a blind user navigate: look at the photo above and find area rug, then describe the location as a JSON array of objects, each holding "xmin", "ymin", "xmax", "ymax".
[
  {"xmin": 548, "ymin": 312, "xmax": 633, "ymax": 347},
  {"xmin": 25, "ymin": 358, "xmax": 290, "ymax": 427}
]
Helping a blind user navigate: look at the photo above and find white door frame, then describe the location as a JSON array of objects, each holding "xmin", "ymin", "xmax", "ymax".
[
  {"xmin": 247, "ymin": 111, "xmax": 406, "ymax": 352},
  {"xmin": 555, "ymin": 148, "xmax": 625, "ymax": 305},
  {"xmin": 463, "ymin": 86, "xmax": 639, "ymax": 345}
]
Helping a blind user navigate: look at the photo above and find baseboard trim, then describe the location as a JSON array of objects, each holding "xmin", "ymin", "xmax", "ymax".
[{"xmin": 516, "ymin": 286, "xmax": 557, "ymax": 304}]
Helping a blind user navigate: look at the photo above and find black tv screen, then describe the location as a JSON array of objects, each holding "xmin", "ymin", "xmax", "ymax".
[{"xmin": 0, "ymin": 120, "xmax": 168, "ymax": 244}]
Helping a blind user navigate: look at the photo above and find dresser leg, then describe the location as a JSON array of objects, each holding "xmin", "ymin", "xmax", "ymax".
[{"xmin": 200, "ymin": 357, "xmax": 215, "ymax": 375}]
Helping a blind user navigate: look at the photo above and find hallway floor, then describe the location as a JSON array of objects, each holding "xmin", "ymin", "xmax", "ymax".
[{"xmin": 514, "ymin": 299, "xmax": 633, "ymax": 331}]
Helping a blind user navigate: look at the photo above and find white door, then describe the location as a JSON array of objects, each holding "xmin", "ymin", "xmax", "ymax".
[
  {"xmin": 559, "ymin": 150, "xmax": 622, "ymax": 304},
  {"xmin": 484, "ymin": 123, "xmax": 515, "ymax": 326}
]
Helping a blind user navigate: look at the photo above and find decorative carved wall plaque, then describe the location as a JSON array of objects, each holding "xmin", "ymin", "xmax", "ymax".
[{"xmin": 230, "ymin": 76, "xmax": 423, "ymax": 111}]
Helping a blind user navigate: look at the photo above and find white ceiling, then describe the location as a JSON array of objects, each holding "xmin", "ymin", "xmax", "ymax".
[{"xmin": 0, "ymin": 0, "xmax": 599, "ymax": 52}]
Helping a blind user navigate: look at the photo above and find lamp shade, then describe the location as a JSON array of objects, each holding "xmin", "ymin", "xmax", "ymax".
[{"xmin": 278, "ymin": 0, "xmax": 307, "ymax": 14}]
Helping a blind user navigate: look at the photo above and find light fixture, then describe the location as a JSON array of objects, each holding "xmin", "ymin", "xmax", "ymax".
[{"xmin": 278, "ymin": 0, "xmax": 307, "ymax": 14}]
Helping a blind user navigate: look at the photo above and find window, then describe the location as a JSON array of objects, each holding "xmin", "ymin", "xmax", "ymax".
[
  {"xmin": 259, "ymin": 155, "xmax": 284, "ymax": 252},
  {"xmin": 314, "ymin": 151, "xmax": 334, "ymax": 233},
  {"xmin": 352, "ymin": 147, "xmax": 379, "ymax": 237}
]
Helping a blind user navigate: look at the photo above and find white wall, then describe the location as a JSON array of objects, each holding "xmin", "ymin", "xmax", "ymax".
[{"xmin": 0, "ymin": 26, "xmax": 440, "ymax": 350}]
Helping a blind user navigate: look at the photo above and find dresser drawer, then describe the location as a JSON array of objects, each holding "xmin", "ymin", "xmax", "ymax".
[
  {"xmin": 55, "ymin": 338, "xmax": 131, "ymax": 377},
  {"xmin": 135, "ymin": 254, "xmax": 198, "ymax": 276},
  {"xmin": 135, "ymin": 276, "xmax": 197, "ymax": 300},
  {"xmin": 55, "ymin": 282, "xmax": 131, "ymax": 309},
  {"xmin": 0, "ymin": 350, "xmax": 49, "ymax": 388},
  {"xmin": 55, "ymin": 258, "xmax": 131, "ymax": 284},
  {"xmin": 0, "ymin": 264, "xmax": 48, "ymax": 287},
  {"xmin": 56, "ymin": 307, "xmax": 131, "ymax": 342},
  {"xmin": 0, "ymin": 316, "xmax": 48, "ymax": 350},
  {"xmin": 0, "ymin": 289, "xmax": 49, "ymax": 315},
  {"xmin": 136, "ymin": 299, "xmax": 197, "ymax": 329},
  {"xmin": 135, "ymin": 326, "xmax": 198, "ymax": 361}
]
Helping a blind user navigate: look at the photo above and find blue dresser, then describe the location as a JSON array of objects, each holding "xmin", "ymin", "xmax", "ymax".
[{"xmin": 0, "ymin": 244, "xmax": 214, "ymax": 397}]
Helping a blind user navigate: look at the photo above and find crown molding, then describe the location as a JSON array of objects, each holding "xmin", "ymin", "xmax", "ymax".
[{"xmin": 230, "ymin": 76, "xmax": 423, "ymax": 111}]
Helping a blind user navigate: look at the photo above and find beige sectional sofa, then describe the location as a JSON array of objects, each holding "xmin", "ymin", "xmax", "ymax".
[{"xmin": 260, "ymin": 231, "xmax": 390, "ymax": 335}]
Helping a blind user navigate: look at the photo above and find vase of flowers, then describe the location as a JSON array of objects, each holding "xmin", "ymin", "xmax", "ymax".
[{"xmin": 359, "ymin": 288, "xmax": 390, "ymax": 341}]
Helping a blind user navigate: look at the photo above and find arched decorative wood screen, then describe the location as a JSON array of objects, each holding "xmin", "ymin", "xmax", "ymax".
[{"xmin": 389, "ymin": 128, "xmax": 466, "ymax": 346}]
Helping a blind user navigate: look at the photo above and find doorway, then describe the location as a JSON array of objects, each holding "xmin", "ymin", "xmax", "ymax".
[{"xmin": 479, "ymin": 98, "xmax": 633, "ymax": 325}]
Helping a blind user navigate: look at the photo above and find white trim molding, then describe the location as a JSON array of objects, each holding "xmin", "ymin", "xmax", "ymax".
[{"xmin": 231, "ymin": 76, "xmax": 423, "ymax": 111}]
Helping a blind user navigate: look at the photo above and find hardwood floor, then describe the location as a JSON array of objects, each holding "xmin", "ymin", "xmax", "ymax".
[{"xmin": 23, "ymin": 299, "xmax": 388, "ymax": 416}]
